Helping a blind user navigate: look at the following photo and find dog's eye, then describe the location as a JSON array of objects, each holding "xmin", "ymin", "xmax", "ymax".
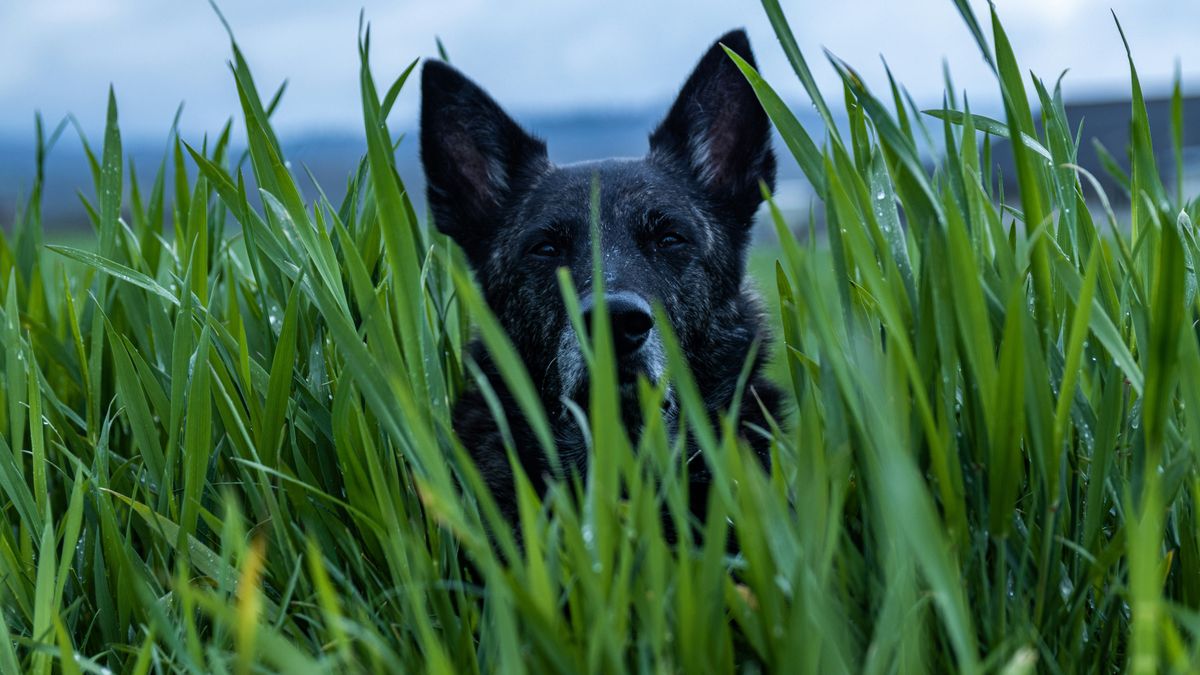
[
  {"xmin": 530, "ymin": 241, "xmax": 563, "ymax": 258},
  {"xmin": 655, "ymin": 232, "xmax": 686, "ymax": 250}
]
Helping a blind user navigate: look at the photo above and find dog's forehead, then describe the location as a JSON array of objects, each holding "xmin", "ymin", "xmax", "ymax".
[{"xmin": 516, "ymin": 159, "xmax": 703, "ymax": 226}]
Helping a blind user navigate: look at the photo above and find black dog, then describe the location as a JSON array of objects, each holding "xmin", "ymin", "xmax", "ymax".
[{"xmin": 421, "ymin": 29, "xmax": 784, "ymax": 524}]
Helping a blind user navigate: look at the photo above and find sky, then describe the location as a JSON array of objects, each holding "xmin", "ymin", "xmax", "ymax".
[{"xmin": 2, "ymin": 0, "xmax": 1200, "ymax": 142}]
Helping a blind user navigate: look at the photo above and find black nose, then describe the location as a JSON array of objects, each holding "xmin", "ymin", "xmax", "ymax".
[{"xmin": 581, "ymin": 292, "xmax": 654, "ymax": 356}]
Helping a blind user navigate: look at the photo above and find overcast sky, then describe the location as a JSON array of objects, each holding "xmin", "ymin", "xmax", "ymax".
[{"xmin": 2, "ymin": 0, "xmax": 1199, "ymax": 142}]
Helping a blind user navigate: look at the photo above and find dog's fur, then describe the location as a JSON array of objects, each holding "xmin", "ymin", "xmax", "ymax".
[{"xmin": 421, "ymin": 29, "xmax": 784, "ymax": 523}]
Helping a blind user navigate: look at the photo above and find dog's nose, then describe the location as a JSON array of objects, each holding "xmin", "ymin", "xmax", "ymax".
[{"xmin": 581, "ymin": 292, "xmax": 654, "ymax": 356}]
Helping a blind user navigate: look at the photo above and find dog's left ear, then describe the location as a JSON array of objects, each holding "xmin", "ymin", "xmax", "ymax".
[{"xmin": 649, "ymin": 29, "xmax": 775, "ymax": 225}]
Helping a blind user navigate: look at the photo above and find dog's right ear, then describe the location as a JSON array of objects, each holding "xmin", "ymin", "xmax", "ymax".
[{"xmin": 421, "ymin": 60, "xmax": 549, "ymax": 261}]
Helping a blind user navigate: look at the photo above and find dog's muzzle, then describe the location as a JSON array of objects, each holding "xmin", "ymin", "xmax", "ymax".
[{"xmin": 557, "ymin": 291, "xmax": 667, "ymax": 399}]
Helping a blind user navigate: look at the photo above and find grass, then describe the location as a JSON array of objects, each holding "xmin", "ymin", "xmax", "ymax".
[{"xmin": 2, "ymin": 0, "xmax": 1200, "ymax": 671}]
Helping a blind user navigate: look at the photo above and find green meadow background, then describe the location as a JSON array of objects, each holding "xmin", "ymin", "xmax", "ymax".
[{"xmin": 3, "ymin": 0, "xmax": 1200, "ymax": 672}]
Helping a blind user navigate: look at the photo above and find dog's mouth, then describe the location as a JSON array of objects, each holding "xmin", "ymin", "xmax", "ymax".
[
  {"xmin": 574, "ymin": 355, "xmax": 665, "ymax": 397},
  {"xmin": 616, "ymin": 359, "xmax": 653, "ymax": 386}
]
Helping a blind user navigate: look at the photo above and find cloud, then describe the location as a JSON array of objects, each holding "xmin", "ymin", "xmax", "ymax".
[{"xmin": 1, "ymin": 0, "xmax": 1198, "ymax": 141}]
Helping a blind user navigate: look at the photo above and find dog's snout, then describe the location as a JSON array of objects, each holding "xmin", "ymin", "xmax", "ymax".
[
  {"xmin": 609, "ymin": 296, "xmax": 654, "ymax": 355},
  {"xmin": 580, "ymin": 292, "xmax": 654, "ymax": 356}
]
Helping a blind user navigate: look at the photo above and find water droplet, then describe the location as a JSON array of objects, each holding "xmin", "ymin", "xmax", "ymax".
[
  {"xmin": 876, "ymin": 191, "xmax": 886, "ymax": 201},
  {"xmin": 774, "ymin": 574, "xmax": 793, "ymax": 596},
  {"xmin": 1059, "ymin": 575, "xmax": 1074, "ymax": 599}
]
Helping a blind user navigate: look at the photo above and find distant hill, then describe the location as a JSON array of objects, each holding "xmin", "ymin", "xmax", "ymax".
[{"xmin": 6, "ymin": 94, "xmax": 1195, "ymax": 236}]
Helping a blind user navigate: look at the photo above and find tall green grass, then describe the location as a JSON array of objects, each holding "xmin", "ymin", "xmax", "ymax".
[{"xmin": 2, "ymin": 1, "xmax": 1199, "ymax": 671}]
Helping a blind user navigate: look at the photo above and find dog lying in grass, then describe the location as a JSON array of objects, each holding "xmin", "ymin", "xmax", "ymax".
[{"xmin": 421, "ymin": 29, "xmax": 784, "ymax": 525}]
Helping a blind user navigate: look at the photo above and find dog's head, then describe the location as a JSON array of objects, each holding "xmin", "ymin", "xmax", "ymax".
[{"xmin": 421, "ymin": 30, "xmax": 774, "ymax": 411}]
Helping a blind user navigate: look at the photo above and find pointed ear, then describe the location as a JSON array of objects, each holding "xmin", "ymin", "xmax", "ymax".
[
  {"xmin": 420, "ymin": 60, "xmax": 549, "ymax": 261},
  {"xmin": 649, "ymin": 29, "xmax": 775, "ymax": 225}
]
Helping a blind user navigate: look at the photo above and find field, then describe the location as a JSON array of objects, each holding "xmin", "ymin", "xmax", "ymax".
[{"xmin": 3, "ymin": 0, "xmax": 1200, "ymax": 672}]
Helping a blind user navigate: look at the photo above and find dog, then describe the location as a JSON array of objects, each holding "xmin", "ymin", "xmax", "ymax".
[{"xmin": 420, "ymin": 29, "xmax": 784, "ymax": 526}]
